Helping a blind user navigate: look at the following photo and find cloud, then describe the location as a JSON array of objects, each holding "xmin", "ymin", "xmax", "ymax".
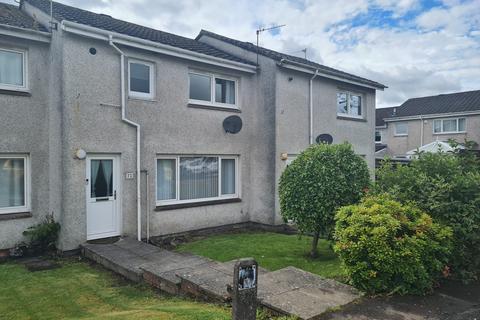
[{"xmin": 1, "ymin": 0, "xmax": 479, "ymax": 108}]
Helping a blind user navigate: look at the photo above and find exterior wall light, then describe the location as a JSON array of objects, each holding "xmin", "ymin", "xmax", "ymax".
[{"xmin": 75, "ymin": 149, "xmax": 87, "ymax": 160}]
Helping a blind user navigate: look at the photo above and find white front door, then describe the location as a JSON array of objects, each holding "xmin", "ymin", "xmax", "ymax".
[{"xmin": 86, "ymin": 155, "xmax": 121, "ymax": 240}]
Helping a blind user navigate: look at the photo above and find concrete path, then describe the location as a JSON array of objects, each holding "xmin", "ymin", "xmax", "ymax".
[{"xmin": 81, "ymin": 237, "xmax": 361, "ymax": 319}]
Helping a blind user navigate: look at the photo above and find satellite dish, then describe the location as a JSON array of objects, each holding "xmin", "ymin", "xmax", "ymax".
[
  {"xmin": 316, "ymin": 133, "xmax": 333, "ymax": 144},
  {"xmin": 223, "ymin": 116, "xmax": 243, "ymax": 134}
]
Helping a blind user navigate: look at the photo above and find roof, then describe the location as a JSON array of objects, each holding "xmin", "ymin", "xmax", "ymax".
[
  {"xmin": 384, "ymin": 90, "xmax": 480, "ymax": 120},
  {"xmin": 22, "ymin": 0, "xmax": 255, "ymax": 66},
  {"xmin": 375, "ymin": 107, "xmax": 397, "ymax": 126},
  {"xmin": 0, "ymin": 2, "xmax": 48, "ymax": 32},
  {"xmin": 196, "ymin": 30, "xmax": 387, "ymax": 89}
]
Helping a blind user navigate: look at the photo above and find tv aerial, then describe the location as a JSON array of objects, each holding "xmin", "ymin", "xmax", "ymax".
[{"xmin": 256, "ymin": 24, "xmax": 286, "ymax": 65}]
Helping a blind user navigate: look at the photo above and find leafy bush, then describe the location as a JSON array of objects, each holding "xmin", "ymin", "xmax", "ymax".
[
  {"xmin": 22, "ymin": 214, "xmax": 61, "ymax": 254},
  {"xmin": 279, "ymin": 142, "xmax": 370, "ymax": 257},
  {"xmin": 375, "ymin": 151, "xmax": 480, "ymax": 281},
  {"xmin": 334, "ymin": 195, "xmax": 452, "ymax": 295}
]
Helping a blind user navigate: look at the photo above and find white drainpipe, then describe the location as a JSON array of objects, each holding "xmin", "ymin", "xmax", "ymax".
[
  {"xmin": 108, "ymin": 35, "xmax": 142, "ymax": 242},
  {"xmin": 309, "ymin": 70, "xmax": 320, "ymax": 144},
  {"xmin": 420, "ymin": 115, "xmax": 424, "ymax": 146}
]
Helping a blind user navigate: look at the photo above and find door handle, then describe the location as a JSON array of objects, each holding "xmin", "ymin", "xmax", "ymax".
[{"xmin": 114, "ymin": 190, "xmax": 117, "ymax": 200}]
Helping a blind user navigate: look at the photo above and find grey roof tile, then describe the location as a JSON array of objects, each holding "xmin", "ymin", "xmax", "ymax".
[
  {"xmin": 0, "ymin": 2, "xmax": 48, "ymax": 32},
  {"xmin": 379, "ymin": 90, "xmax": 480, "ymax": 123},
  {"xmin": 376, "ymin": 107, "xmax": 397, "ymax": 126},
  {"xmin": 24, "ymin": 0, "xmax": 255, "ymax": 66},
  {"xmin": 196, "ymin": 29, "xmax": 387, "ymax": 89}
]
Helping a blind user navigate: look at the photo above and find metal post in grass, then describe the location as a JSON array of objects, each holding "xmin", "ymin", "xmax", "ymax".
[{"xmin": 231, "ymin": 258, "xmax": 258, "ymax": 320}]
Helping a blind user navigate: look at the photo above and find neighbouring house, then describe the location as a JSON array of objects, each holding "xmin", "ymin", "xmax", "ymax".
[
  {"xmin": 0, "ymin": 0, "xmax": 386, "ymax": 252},
  {"xmin": 376, "ymin": 90, "xmax": 480, "ymax": 159}
]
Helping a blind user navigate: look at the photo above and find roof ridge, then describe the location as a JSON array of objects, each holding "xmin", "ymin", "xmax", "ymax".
[
  {"xmin": 197, "ymin": 29, "xmax": 386, "ymax": 89},
  {"xmin": 28, "ymin": 0, "xmax": 201, "ymax": 42},
  {"xmin": 405, "ymin": 89, "xmax": 480, "ymax": 101},
  {"xmin": 24, "ymin": 0, "xmax": 256, "ymax": 66}
]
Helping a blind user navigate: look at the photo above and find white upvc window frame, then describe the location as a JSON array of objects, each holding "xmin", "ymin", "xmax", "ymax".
[
  {"xmin": 128, "ymin": 58, "xmax": 155, "ymax": 100},
  {"xmin": 394, "ymin": 122, "xmax": 408, "ymax": 136},
  {"xmin": 0, "ymin": 154, "xmax": 31, "ymax": 215},
  {"xmin": 188, "ymin": 70, "xmax": 239, "ymax": 109},
  {"xmin": 433, "ymin": 117, "xmax": 466, "ymax": 134},
  {"xmin": 337, "ymin": 90, "xmax": 364, "ymax": 119},
  {"xmin": 0, "ymin": 48, "xmax": 28, "ymax": 92},
  {"xmin": 156, "ymin": 155, "xmax": 240, "ymax": 206}
]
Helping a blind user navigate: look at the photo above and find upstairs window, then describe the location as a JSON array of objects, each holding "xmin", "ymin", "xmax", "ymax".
[
  {"xmin": 433, "ymin": 118, "xmax": 466, "ymax": 134},
  {"xmin": 189, "ymin": 71, "xmax": 237, "ymax": 108},
  {"xmin": 375, "ymin": 130, "xmax": 382, "ymax": 143},
  {"xmin": 394, "ymin": 122, "xmax": 408, "ymax": 136},
  {"xmin": 337, "ymin": 91, "xmax": 362, "ymax": 118},
  {"xmin": 0, "ymin": 48, "xmax": 27, "ymax": 91},
  {"xmin": 128, "ymin": 59, "xmax": 154, "ymax": 99}
]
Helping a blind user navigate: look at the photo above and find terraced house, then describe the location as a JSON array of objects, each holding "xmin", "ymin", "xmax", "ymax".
[
  {"xmin": 0, "ymin": 0, "xmax": 386, "ymax": 252},
  {"xmin": 376, "ymin": 90, "xmax": 480, "ymax": 159}
]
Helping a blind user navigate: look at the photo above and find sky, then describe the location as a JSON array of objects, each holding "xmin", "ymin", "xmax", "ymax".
[{"xmin": 3, "ymin": 0, "xmax": 480, "ymax": 108}]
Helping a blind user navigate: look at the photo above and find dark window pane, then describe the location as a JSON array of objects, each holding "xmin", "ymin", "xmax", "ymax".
[
  {"xmin": 215, "ymin": 78, "xmax": 235, "ymax": 104},
  {"xmin": 221, "ymin": 159, "xmax": 236, "ymax": 195},
  {"xmin": 189, "ymin": 73, "xmax": 211, "ymax": 101},
  {"xmin": 91, "ymin": 160, "xmax": 113, "ymax": 198},
  {"xmin": 130, "ymin": 62, "xmax": 150, "ymax": 93}
]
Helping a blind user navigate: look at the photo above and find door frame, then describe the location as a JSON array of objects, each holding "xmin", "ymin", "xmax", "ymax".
[{"xmin": 85, "ymin": 154, "xmax": 122, "ymax": 240}]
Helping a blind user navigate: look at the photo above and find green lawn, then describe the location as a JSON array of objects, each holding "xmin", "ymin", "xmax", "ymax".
[
  {"xmin": 176, "ymin": 232, "xmax": 344, "ymax": 279},
  {"xmin": 0, "ymin": 259, "xmax": 230, "ymax": 320}
]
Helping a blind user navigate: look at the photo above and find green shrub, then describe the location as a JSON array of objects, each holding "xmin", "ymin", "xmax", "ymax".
[
  {"xmin": 334, "ymin": 195, "xmax": 452, "ymax": 295},
  {"xmin": 375, "ymin": 151, "xmax": 480, "ymax": 281},
  {"xmin": 279, "ymin": 142, "xmax": 370, "ymax": 257},
  {"xmin": 22, "ymin": 214, "xmax": 61, "ymax": 254}
]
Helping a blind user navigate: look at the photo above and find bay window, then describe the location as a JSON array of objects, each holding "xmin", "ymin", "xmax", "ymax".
[
  {"xmin": 337, "ymin": 91, "xmax": 362, "ymax": 118},
  {"xmin": 189, "ymin": 71, "xmax": 238, "ymax": 108},
  {"xmin": 433, "ymin": 118, "xmax": 466, "ymax": 134},
  {"xmin": 156, "ymin": 155, "xmax": 239, "ymax": 205},
  {"xmin": 0, "ymin": 48, "xmax": 27, "ymax": 91},
  {"xmin": 0, "ymin": 155, "xmax": 30, "ymax": 214}
]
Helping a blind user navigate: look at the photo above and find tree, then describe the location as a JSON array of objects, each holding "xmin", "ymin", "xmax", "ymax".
[{"xmin": 279, "ymin": 142, "xmax": 370, "ymax": 257}]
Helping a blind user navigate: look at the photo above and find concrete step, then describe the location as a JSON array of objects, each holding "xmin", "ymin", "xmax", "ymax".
[{"xmin": 141, "ymin": 253, "xmax": 214, "ymax": 295}]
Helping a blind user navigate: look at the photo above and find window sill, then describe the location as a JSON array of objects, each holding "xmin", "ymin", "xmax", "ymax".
[
  {"xmin": 0, "ymin": 89, "xmax": 31, "ymax": 97},
  {"xmin": 337, "ymin": 115, "xmax": 366, "ymax": 122},
  {"xmin": 128, "ymin": 96, "xmax": 157, "ymax": 103},
  {"xmin": 394, "ymin": 134, "xmax": 408, "ymax": 137},
  {"xmin": 188, "ymin": 103, "xmax": 241, "ymax": 113},
  {"xmin": 433, "ymin": 132, "xmax": 466, "ymax": 135},
  {"xmin": 155, "ymin": 198, "xmax": 241, "ymax": 211},
  {"xmin": 0, "ymin": 212, "xmax": 32, "ymax": 221}
]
